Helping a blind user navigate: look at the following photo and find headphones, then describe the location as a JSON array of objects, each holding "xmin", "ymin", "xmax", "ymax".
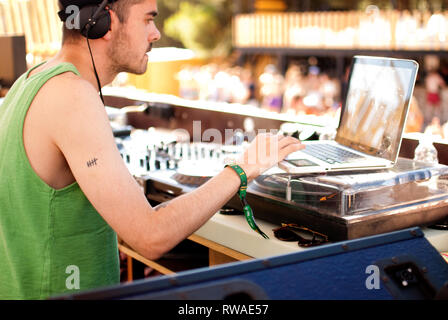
[
  {"xmin": 58, "ymin": 0, "xmax": 118, "ymax": 104},
  {"xmin": 58, "ymin": 0, "xmax": 117, "ymax": 39}
]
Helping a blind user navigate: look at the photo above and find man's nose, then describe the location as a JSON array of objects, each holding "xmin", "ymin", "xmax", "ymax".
[{"xmin": 150, "ymin": 25, "xmax": 161, "ymax": 43}]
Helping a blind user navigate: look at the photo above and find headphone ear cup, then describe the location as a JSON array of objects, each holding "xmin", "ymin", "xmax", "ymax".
[{"xmin": 79, "ymin": 4, "xmax": 111, "ymax": 39}]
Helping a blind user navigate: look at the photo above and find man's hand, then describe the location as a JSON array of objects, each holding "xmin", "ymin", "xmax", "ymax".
[{"xmin": 237, "ymin": 133, "xmax": 304, "ymax": 181}]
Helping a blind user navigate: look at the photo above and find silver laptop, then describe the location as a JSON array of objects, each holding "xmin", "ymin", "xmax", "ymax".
[{"xmin": 279, "ymin": 56, "xmax": 419, "ymax": 174}]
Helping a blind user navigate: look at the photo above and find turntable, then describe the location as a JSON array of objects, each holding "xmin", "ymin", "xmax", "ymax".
[{"xmin": 245, "ymin": 160, "xmax": 448, "ymax": 240}]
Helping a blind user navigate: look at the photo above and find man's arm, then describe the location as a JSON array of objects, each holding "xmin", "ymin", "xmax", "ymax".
[{"xmin": 47, "ymin": 77, "xmax": 302, "ymax": 260}]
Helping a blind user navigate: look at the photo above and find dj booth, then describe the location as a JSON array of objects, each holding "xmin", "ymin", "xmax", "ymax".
[{"xmin": 52, "ymin": 90, "xmax": 448, "ymax": 300}]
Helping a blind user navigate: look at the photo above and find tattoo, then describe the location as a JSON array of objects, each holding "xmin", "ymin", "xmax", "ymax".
[
  {"xmin": 86, "ymin": 158, "xmax": 98, "ymax": 168},
  {"xmin": 154, "ymin": 201, "xmax": 170, "ymax": 212}
]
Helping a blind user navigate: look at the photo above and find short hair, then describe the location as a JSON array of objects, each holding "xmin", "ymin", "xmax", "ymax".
[{"xmin": 59, "ymin": 0, "xmax": 144, "ymax": 44}]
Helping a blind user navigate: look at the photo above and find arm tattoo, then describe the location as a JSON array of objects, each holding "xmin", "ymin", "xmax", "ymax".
[
  {"xmin": 86, "ymin": 158, "xmax": 98, "ymax": 168},
  {"xmin": 154, "ymin": 201, "xmax": 170, "ymax": 212}
]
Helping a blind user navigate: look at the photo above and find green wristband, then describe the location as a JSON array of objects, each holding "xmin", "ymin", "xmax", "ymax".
[{"xmin": 226, "ymin": 164, "xmax": 269, "ymax": 239}]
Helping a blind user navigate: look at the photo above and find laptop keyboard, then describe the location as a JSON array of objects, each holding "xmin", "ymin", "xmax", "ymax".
[{"xmin": 301, "ymin": 143, "xmax": 365, "ymax": 164}]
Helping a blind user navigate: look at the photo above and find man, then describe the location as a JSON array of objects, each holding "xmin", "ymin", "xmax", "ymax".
[{"xmin": 0, "ymin": 0, "xmax": 303, "ymax": 299}]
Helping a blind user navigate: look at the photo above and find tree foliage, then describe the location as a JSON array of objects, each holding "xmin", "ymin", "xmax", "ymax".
[{"xmin": 163, "ymin": 1, "xmax": 233, "ymax": 58}]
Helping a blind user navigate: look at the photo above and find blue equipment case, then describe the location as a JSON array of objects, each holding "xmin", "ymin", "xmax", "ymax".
[{"xmin": 56, "ymin": 227, "xmax": 448, "ymax": 300}]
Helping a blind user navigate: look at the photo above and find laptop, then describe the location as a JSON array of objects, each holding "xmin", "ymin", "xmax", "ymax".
[{"xmin": 279, "ymin": 56, "xmax": 419, "ymax": 174}]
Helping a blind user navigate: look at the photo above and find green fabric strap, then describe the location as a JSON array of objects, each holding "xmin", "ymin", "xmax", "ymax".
[
  {"xmin": 226, "ymin": 164, "xmax": 269, "ymax": 239},
  {"xmin": 226, "ymin": 164, "xmax": 247, "ymax": 198}
]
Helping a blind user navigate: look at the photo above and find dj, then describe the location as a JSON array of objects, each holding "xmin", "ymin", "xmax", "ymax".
[{"xmin": 0, "ymin": 0, "xmax": 303, "ymax": 299}]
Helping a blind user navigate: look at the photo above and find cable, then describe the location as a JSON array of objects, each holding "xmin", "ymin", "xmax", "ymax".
[{"xmin": 86, "ymin": 28, "xmax": 105, "ymax": 105}]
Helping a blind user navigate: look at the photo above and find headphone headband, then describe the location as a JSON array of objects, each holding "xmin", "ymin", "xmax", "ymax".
[{"xmin": 59, "ymin": 0, "xmax": 115, "ymax": 11}]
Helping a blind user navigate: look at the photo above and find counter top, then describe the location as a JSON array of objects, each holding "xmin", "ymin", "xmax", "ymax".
[{"xmin": 194, "ymin": 212, "xmax": 448, "ymax": 259}]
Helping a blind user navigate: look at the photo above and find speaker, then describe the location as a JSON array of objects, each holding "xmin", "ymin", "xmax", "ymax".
[
  {"xmin": 0, "ymin": 36, "xmax": 27, "ymax": 87},
  {"xmin": 54, "ymin": 227, "xmax": 448, "ymax": 300}
]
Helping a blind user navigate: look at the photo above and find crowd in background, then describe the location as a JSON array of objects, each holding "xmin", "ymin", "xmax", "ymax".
[
  {"xmin": 176, "ymin": 55, "xmax": 448, "ymax": 139},
  {"xmin": 176, "ymin": 59, "xmax": 341, "ymax": 116}
]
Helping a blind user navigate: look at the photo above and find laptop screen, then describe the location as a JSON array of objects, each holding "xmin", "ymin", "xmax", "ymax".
[{"xmin": 335, "ymin": 56, "xmax": 418, "ymax": 162}]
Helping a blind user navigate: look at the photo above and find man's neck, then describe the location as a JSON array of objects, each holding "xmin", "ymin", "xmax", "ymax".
[{"xmin": 52, "ymin": 41, "xmax": 117, "ymax": 91}]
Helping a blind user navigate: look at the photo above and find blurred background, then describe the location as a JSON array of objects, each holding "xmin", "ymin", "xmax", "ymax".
[{"xmin": 2, "ymin": 0, "xmax": 448, "ymax": 138}]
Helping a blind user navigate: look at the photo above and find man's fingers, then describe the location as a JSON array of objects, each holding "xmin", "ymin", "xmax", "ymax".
[
  {"xmin": 276, "ymin": 133, "xmax": 286, "ymax": 141},
  {"xmin": 241, "ymin": 133, "xmax": 304, "ymax": 177},
  {"xmin": 278, "ymin": 135, "xmax": 302, "ymax": 149},
  {"xmin": 279, "ymin": 142, "xmax": 305, "ymax": 161}
]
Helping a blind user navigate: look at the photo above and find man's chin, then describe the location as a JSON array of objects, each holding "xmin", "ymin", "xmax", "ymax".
[
  {"xmin": 136, "ymin": 66, "xmax": 148, "ymax": 75},
  {"xmin": 124, "ymin": 64, "xmax": 148, "ymax": 75},
  {"xmin": 132, "ymin": 60, "xmax": 149, "ymax": 75}
]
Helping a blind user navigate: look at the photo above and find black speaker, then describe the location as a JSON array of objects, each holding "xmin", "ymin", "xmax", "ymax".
[{"xmin": 0, "ymin": 35, "xmax": 27, "ymax": 87}]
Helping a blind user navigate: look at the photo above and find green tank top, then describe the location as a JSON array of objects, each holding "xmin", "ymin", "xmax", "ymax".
[{"xmin": 0, "ymin": 62, "xmax": 120, "ymax": 299}]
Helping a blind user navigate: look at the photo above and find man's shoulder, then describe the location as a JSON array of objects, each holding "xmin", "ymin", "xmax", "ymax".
[
  {"xmin": 37, "ymin": 72, "xmax": 107, "ymax": 125},
  {"xmin": 42, "ymin": 72, "xmax": 100, "ymax": 106},
  {"xmin": 32, "ymin": 72, "xmax": 109, "ymax": 143}
]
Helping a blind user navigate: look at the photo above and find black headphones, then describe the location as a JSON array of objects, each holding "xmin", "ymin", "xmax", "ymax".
[
  {"xmin": 58, "ymin": 0, "xmax": 119, "ymax": 104},
  {"xmin": 58, "ymin": 0, "xmax": 117, "ymax": 39}
]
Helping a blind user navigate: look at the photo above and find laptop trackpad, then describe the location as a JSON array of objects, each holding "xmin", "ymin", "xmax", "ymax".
[
  {"xmin": 286, "ymin": 158, "xmax": 321, "ymax": 167},
  {"xmin": 280, "ymin": 158, "xmax": 327, "ymax": 174}
]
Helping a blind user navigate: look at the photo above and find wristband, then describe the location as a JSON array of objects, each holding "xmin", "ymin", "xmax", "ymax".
[{"xmin": 226, "ymin": 164, "xmax": 269, "ymax": 239}]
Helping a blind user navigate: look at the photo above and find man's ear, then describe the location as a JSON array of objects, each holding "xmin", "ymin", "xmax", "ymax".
[{"xmin": 103, "ymin": 9, "xmax": 118, "ymax": 40}]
